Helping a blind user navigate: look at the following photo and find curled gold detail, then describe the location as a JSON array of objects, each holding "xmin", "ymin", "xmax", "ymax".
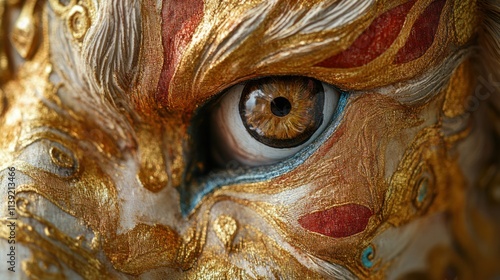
[
  {"xmin": 385, "ymin": 126, "xmax": 454, "ymax": 227},
  {"xmin": 411, "ymin": 166, "xmax": 435, "ymax": 211},
  {"xmin": 67, "ymin": 5, "xmax": 90, "ymax": 41},
  {"xmin": 0, "ymin": 196, "xmax": 111, "ymax": 279},
  {"xmin": 49, "ymin": 145, "xmax": 75, "ymax": 169},
  {"xmin": 184, "ymin": 225, "xmax": 324, "ymax": 279}
]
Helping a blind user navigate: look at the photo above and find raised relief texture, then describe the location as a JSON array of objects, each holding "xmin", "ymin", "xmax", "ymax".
[{"xmin": 0, "ymin": 0, "xmax": 499, "ymax": 279}]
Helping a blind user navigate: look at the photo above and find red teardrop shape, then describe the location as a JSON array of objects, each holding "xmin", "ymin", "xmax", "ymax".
[{"xmin": 298, "ymin": 204, "xmax": 373, "ymax": 238}]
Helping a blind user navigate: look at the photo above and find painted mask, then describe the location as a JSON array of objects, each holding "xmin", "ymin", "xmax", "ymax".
[{"xmin": 0, "ymin": 0, "xmax": 499, "ymax": 279}]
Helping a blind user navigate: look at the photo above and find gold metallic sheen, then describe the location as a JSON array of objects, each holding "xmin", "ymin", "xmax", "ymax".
[
  {"xmin": 11, "ymin": 0, "xmax": 39, "ymax": 59},
  {"xmin": 452, "ymin": 0, "xmax": 478, "ymax": 46},
  {"xmin": 49, "ymin": 145, "xmax": 76, "ymax": 169},
  {"xmin": 213, "ymin": 215, "xmax": 238, "ymax": 250},
  {"xmin": 0, "ymin": 0, "xmax": 497, "ymax": 279},
  {"xmin": 136, "ymin": 124, "xmax": 169, "ymax": 192},
  {"xmin": 66, "ymin": 5, "xmax": 90, "ymax": 40},
  {"xmin": 442, "ymin": 60, "xmax": 475, "ymax": 118},
  {"xmin": 0, "ymin": 0, "xmax": 10, "ymax": 83}
]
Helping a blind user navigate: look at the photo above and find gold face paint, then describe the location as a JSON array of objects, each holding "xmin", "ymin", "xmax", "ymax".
[{"xmin": 1, "ymin": 0, "xmax": 499, "ymax": 279}]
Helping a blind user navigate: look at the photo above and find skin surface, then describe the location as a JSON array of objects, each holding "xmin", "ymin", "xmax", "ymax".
[{"xmin": 0, "ymin": 0, "xmax": 499, "ymax": 279}]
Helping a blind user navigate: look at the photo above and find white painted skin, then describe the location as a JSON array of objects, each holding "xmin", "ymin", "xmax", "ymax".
[
  {"xmin": 210, "ymin": 82, "xmax": 339, "ymax": 167},
  {"xmin": 2, "ymin": 0, "xmax": 498, "ymax": 278}
]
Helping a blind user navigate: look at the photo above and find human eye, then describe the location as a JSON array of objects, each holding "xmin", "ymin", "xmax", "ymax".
[{"xmin": 209, "ymin": 76, "xmax": 347, "ymax": 167}]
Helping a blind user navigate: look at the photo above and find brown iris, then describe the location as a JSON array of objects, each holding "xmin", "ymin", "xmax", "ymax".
[{"xmin": 239, "ymin": 76, "xmax": 324, "ymax": 148}]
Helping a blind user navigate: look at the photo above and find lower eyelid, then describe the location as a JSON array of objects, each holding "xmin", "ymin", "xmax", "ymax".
[{"xmin": 183, "ymin": 90, "xmax": 351, "ymax": 215}]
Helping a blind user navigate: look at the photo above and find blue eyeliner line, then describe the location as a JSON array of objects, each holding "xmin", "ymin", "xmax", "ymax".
[{"xmin": 181, "ymin": 91, "xmax": 350, "ymax": 216}]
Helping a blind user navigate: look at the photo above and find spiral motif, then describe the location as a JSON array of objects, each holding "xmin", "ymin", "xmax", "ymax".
[{"xmin": 66, "ymin": 5, "xmax": 90, "ymax": 40}]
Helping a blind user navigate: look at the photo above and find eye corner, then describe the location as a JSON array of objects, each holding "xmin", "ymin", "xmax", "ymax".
[
  {"xmin": 204, "ymin": 76, "xmax": 343, "ymax": 166},
  {"xmin": 186, "ymin": 75, "xmax": 350, "ymax": 180},
  {"xmin": 180, "ymin": 76, "xmax": 350, "ymax": 213}
]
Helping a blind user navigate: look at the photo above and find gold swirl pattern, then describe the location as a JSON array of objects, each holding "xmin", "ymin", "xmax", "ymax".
[{"xmin": 0, "ymin": 0, "xmax": 498, "ymax": 279}]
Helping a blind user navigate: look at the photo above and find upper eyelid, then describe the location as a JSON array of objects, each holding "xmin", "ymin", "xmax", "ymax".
[{"xmin": 183, "ymin": 90, "xmax": 350, "ymax": 215}]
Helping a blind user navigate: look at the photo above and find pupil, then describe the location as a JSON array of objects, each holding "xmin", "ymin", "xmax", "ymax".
[{"xmin": 270, "ymin": 97, "xmax": 292, "ymax": 117}]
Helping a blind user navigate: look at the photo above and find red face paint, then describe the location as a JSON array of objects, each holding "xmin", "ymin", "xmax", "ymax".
[
  {"xmin": 316, "ymin": 0, "xmax": 445, "ymax": 68},
  {"xmin": 316, "ymin": 1, "xmax": 416, "ymax": 68},
  {"xmin": 298, "ymin": 204, "xmax": 373, "ymax": 238},
  {"xmin": 157, "ymin": 0, "xmax": 204, "ymax": 105},
  {"xmin": 394, "ymin": 0, "xmax": 446, "ymax": 64}
]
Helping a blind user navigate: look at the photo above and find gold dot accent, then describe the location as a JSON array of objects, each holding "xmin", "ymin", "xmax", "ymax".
[{"xmin": 213, "ymin": 215, "xmax": 238, "ymax": 250}]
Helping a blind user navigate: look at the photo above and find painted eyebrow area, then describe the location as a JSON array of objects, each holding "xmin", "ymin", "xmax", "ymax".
[
  {"xmin": 316, "ymin": 0, "xmax": 446, "ymax": 68},
  {"xmin": 158, "ymin": 0, "xmax": 449, "ymax": 112},
  {"xmin": 157, "ymin": 0, "xmax": 375, "ymax": 111}
]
